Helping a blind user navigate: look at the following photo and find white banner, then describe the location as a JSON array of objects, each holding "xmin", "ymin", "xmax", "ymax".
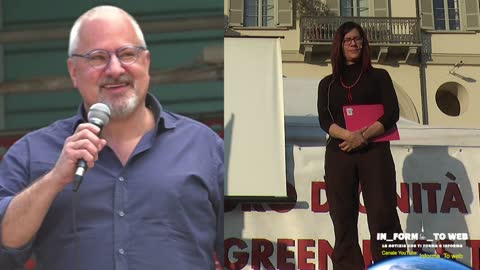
[
  {"xmin": 224, "ymin": 144, "xmax": 480, "ymax": 269},
  {"xmin": 224, "ymin": 37, "xmax": 286, "ymax": 197}
]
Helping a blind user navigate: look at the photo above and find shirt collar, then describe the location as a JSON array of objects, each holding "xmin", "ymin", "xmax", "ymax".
[{"xmin": 70, "ymin": 93, "xmax": 177, "ymax": 134}]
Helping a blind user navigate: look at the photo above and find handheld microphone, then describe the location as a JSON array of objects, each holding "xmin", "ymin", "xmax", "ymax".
[{"xmin": 73, "ymin": 103, "xmax": 111, "ymax": 192}]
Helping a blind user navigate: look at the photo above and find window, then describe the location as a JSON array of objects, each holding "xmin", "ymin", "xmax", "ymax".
[
  {"xmin": 435, "ymin": 82, "xmax": 468, "ymax": 116},
  {"xmin": 420, "ymin": 0, "xmax": 480, "ymax": 30},
  {"xmin": 433, "ymin": 0, "xmax": 460, "ymax": 30},
  {"xmin": 340, "ymin": 0, "xmax": 369, "ymax": 17},
  {"xmin": 326, "ymin": 0, "xmax": 388, "ymax": 17},
  {"xmin": 244, "ymin": 0, "xmax": 275, "ymax": 27},
  {"xmin": 229, "ymin": 0, "xmax": 293, "ymax": 28}
]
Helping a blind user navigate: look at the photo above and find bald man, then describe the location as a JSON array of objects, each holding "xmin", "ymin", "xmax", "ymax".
[{"xmin": 0, "ymin": 6, "xmax": 223, "ymax": 270}]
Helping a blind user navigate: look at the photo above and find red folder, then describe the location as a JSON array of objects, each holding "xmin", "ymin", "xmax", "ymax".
[{"xmin": 342, "ymin": 104, "xmax": 400, "ymax": 142}]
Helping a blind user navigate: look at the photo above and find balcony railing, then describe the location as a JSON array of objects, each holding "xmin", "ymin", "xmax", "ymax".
[{"xmin": 301, "ymin": 16, "xmax": 421, "ymax": 46}]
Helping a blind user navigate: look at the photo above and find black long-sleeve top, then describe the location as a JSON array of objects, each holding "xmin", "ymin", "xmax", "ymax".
[{"xmin": 317, "ymin": 63, "xmax": 399, "ymax": 148}]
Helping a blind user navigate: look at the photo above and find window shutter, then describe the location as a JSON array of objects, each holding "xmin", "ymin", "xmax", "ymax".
[
  {"xmin": 465, "ymin": 0, "xmax": 480, "ymax": 30},
  {"xmin": 229, "ymin": 0, "xmax": 244, "ymax": 26},
  {"xmin": 419, "ymin": 0, "xmax": 434, "ymax": 29},
  {"xmin": 373, "ymin": 0, "xmax": 389, "ymax": 17},
  {"xmin": 326, "ymin": 0, "xmax": 340, "ymax": 16},
  {"xmin": 277, "ymin": 0, "xmax": 293, "ymax": 27}
]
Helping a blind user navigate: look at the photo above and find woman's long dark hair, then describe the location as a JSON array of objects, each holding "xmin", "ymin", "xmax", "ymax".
[{"xmin": 330, "ymin": 21, "xmax": 372, "ymax": 79}]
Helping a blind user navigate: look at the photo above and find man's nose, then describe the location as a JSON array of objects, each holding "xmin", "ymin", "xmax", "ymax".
[{"xmin": 105, "ymin": 54, "xmax": 126, "ymax": 76}]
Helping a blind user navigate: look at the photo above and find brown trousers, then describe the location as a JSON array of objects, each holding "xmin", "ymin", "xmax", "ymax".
[{"xmin": 324, "ymin": 143, "xmax": 405, "ymax": 270}]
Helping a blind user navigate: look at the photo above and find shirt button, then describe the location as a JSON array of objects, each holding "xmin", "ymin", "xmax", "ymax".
[
  {"xmin": 118, "ymin": 211, "xmax": 125, "ymax": 217},
  {"xmin": 118, "ymin": 248, "xmax": 125, "ymax": 255},
  {"xmin": 119, "ymin": 176, "xmax": 125, "ymax": 182}
]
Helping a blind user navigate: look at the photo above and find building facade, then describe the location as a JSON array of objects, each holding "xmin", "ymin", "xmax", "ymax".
[{"xmin": 225, "ymin": 0, "xmax": 480, "ymax": 128}]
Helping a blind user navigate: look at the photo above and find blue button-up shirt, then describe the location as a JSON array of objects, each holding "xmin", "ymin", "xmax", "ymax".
[{"xmin": 0, "ymin": 94, "xmax": 224, "ymax": 270}]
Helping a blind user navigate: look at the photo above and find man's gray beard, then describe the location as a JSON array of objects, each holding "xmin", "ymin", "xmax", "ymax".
[{"xmin": 100, "ymin": 92, "xmax": 140, "ymax": 118}]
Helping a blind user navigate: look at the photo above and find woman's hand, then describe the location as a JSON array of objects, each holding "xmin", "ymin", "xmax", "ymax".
[{"xmin": 339, "ymin": 127, "xmax": 367, "ymax": 152}]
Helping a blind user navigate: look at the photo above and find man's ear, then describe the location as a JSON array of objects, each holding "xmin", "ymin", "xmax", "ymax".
[{"xmin": 67, "ymin": 58, "xmax": 78, "ymax": 88}]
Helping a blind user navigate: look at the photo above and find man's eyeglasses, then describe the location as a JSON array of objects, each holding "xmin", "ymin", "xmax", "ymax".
[
  {"xmin": 343, "ymin": 36, "xmax": 363, "ymax": 45},
  {"xmin": 70, "ymin": 45, "xmax": 147, "ymax": 69}
]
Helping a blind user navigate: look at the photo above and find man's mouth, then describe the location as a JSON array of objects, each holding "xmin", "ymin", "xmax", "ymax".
[{"xmin": 102, "ymin": 82, "xmax": 130, "ymax": 89}]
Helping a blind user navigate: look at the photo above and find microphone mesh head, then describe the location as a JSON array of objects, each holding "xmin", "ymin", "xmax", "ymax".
[{"xmin": 88, "ymin": 103, "xmax": 111, "ymax": 127}]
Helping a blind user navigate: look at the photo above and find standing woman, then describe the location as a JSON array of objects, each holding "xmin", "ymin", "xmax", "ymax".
[{"xmin": 317, "ymin": 21, "xmax": 405, "ymax": 270}]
